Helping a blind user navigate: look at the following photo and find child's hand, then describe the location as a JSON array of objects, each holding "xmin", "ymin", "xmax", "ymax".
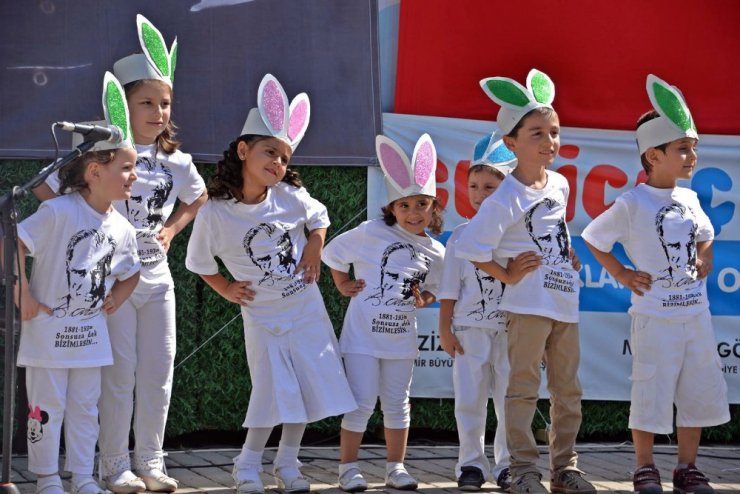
[
  {"xmin": 570, "ymin": 248, "xmax": 582, "ymax": 271},
  {"xmin": 297, "ymin": 245, "xmax": 322, "ymax": 284},
  {"xmin": 505, "ymin": 251, "xmax": 541, "ymax": 283},
  {"xmin": 338, "ymin": 278, "xmax": 366, "ymax": 297},
  {"xmin": 696, "ymin": 256, "xmax": 712, "ymax": 279},
  {"xmin": 414, "ymin": 288, "xmax": 435, "ymax": 308},
  {"xmin": 616, "ymin": 268, "xmax": 652, "ymax": 296},
  {"xmin": 156, "ymin": 226, "xmax": 176, "ymax": 253},
  {"xmin": 102, "ymin": 293, "xmax": 120, "ymax": 315},
  {"xmin": 15, "ymin": 292, "xmax": 52, "ymax": 321},
  {"xmin": 440, "ymin": 330, "xmax": 464, "ymax": 358},
  {"xmin": 222, "ymin": 281, "xmax": 256, "ymax": 306}
]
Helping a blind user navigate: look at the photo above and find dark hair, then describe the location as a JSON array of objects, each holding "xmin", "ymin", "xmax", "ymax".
[
  {"xmin": 58, "ymin": 150, "xmax": 117, "ymax": 194},
  {"xmin": 636, "ymin": 110, "xmax": 669, "ymax": 174},
  {"xmin": 381, "ymin": 197, "xmax": 444, "ymax": 235},
  {"xmin": 207, "ymin": 135, "xmax": 303, "ymax": 201},
  {"xmin": 467, "ymin": 163, "xmax": 506, "ymax": 180},
  {"xmin": 506, "ymin": 106, "xmax": 556, "ymax": 138},
  {"xmin": 123, "ymin": 79, "xmax": 180, "ymax": 154}
]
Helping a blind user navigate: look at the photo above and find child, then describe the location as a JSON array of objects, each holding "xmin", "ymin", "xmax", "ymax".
[
  {"xmin": 186, "ymin": 73, "xmax": 356, "ymax": 494},
  {"xmin": 322, "ymin": 134, "xmax": 446, "ymax": 492},
  {"xmin": 582, "ymin": 74, "xmax": 729, "ymax": 494},
  {"xmin": 34, "ymin": 16, "xmax": 207, "ymax": 492},
  {"xmin": 438, "ymin": 132, "xmax": 531, "ymax": 491},
  {"xmin": 456, "ymin": 69, "xmax": 595, "ymax": 494},
  {"xmin": 15, "ymin": 73, "xmax": 140, "ymax": 494}
]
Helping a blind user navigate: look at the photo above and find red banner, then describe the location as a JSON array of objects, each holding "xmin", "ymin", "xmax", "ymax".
[{"xmin": 394, "ymin": 0, "xmax": 740, "ymax": 135}]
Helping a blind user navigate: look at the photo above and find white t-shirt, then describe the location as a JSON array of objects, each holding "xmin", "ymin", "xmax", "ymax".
[
  {"xmin": 437, "ymin": 222, "xmax": 507, "ymax": 331},
  {"xmin": 47, "ymin": 144, "xmax": 206, "ymax": 292},
  {"xmin": 17, "ymin": 193, "xmax": 140, "ymax": 368},
  {"xmin": 322, "ymin": 219, "xmax": 445, "ymax": 359},
  {"xmin": 186, "ymin": 182, "xmax": 330, "ymax": 326},
  {"xmin": 455, "ymin": 170, "xmax": 580, "ymax": 323},
  {"xmin": 581, "ymin": 184, "xmax": 713, "ymax": 319}
]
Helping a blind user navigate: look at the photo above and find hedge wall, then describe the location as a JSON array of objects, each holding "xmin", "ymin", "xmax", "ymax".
[{"xmin": 1, "ymin": 160, "xmax": 737, "ymax": 446}]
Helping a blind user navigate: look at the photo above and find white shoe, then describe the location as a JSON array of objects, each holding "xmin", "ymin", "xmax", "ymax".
[
  {"xmin": 233, "ymin": 465, "xmax": 265, "ymax": 494},
  {"xmin": 36, "ymin": 476, "xmax": 65, "ymax": 494},
  {"xmin": 135, "ymin": 469, "xmax": 178, "ymax": 493},
  {"xmin": 338, "ymin": 467, "xmax": 368, "ymax": 493},
  {"xmin": 274, "ymin": 466, "xmax": 310, "ymax": 493},
  {"xmin": 385, "ymin": 468, "xmax": 418, "ymax": 490},
  {"xmin": 71, "ymin": 477, "xmax": 111, "ymax": 494},
  {"xmin": 104, "ymin": 471, "xmax": 146, "ymax": 494}
]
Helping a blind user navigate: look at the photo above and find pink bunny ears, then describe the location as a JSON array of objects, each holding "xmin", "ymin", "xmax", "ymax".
[
  {"xmin": 376, "ymin": 133, "xmax": 437, "ymax": 204},
  {"xmin": 240, "ymin": 74, "xmax": 311, "ymax": 151}
]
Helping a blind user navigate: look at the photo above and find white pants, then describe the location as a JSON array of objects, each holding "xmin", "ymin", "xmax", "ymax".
[
  {"xmin": 98, "ymin": 287, "xmax": 176, "ymax": 474},
  {"xmin": 26, "ymin": 366, "xmax": 101, "ymax": 475},
  {"xmin": 453, "ymin": 326, "xmax": 510, "ymax": 480},
  {"xmin": 341, "ymin": 354, "xmax": 413, "ymax": 432}
]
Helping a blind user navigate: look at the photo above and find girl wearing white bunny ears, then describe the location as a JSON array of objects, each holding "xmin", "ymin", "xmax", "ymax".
[
  {"xmin": 322, "ymin": 134, "xmax": 445, "ymax": 492},
  {"xmin": 186, "ymin": 73, "xmax": 356, "ymax": 494}
]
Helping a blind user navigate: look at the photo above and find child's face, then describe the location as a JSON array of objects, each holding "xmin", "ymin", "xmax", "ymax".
[
  {"xmin": 91, "ymin": 147, "xmax": 138, "ymax": 201},
  {"xmin": 128, "ymin": 80, "xmax": 172, "ymax": 145},
  {"xmin": 648, "ymin": 137, "xmax": 698, "ymax": 185},
  {"xmin": 238, "ymin": 137, "xmax": 293, "ymax": 188},
  {"xmin": 504, "ymin": 111, "xmax": 560, "ymax": 169},
  {"xmin": 390, "ymin": 194, "xmax": 435, "ymax": 236},
  {"xmin": 468, "ymin": 168, "xmax": 503, "ymax": 211}
]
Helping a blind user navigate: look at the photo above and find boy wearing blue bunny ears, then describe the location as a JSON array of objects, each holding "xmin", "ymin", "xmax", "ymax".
[{"xmin": 582, "ymin": 75, "xmax": 729, "ymax": 494}]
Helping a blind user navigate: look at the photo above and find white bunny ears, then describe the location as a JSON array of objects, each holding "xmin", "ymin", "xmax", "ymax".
[
  {"xmin": 113, "ymin": 14, "xmax": 178, "ymax": 87},
  {"xmin": 480, "ymin": 68, "xmax": 555, "ymax": 135},
  {"xmin": 376, "ymin": 134, "xmax": 437, "ymax": 204},
  {"xmin": 636, "ymin": 74, "xmax": 698, "ymax": 155},
  {"xmin": 240, "ymin": 74, "xmax": 311, "ymax": 151},
  {"xmin": 72, "ymin": 72, "xmax": 134, "ymax": 152},
  {"xmin": 471, "ymin": 130, "xmax": 516, "ymax": 176}
]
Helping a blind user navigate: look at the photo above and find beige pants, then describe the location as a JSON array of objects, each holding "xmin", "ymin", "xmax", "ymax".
[{"xmin": 505, "ymin": 313, "xmax": 582, "ymax": 478}]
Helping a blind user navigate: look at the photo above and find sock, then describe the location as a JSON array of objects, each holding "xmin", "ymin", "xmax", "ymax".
[
  {"xmin": 386, "ymin": 462, "xmax": 405, "ymax": 474},
  {"xmin": 71, "ymin": 474, "xmax": 99, "ymax": 494},
  {"xmin": 234, "ymin": 447, "xmax": 263, "ymax": 481},
  {"xmin": 676, "ymin": 463, "xmax": 689, "ymax": 470},
  {"xmin": 37, "ymin": 475, "xmax": 62, "ymax": 492},
  {"xmin": 339, "ymin": 463, "xmax": 360, "ymax": 477}
]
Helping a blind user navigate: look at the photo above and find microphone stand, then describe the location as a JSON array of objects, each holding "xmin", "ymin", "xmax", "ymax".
[{"xmin": 0, "ymin": 141, "xmax": 94, "ymax": 494}]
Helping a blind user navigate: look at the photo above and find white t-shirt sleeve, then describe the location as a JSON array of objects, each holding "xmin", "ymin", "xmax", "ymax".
[
  {"xmin": 116, "ymin": 227, "xmax": 142, "ymax": 281},
  {"xmin": 17, "ymin": 201, "xmax": 56, "ymax": 256},
  {"xmin": 321, "ymin": 224, "xmax": 364, "ymax": 272},
  {"xmin": 185, "ymin": 203, "xmax": 220, "ymax": 275},
  {"xmin": 176, "ymin": 153, "xmax": 207, "ymax": 205},
  {"xmin": 691, "ymin": 192, "xmax": 714, "ymax": 242},
  {"xmin": 422, "ymin": 244, "xmax": 445, "ymax": 297},
  {"xmin": 581, "ymin": 199, "xmax": 630, "ymax": 253},
  {"xmin": 44, "ymin": 169, "xmax": 61, "ymax": 195},
  {"xmin": 436, "ymin": 230, "xmax": 464, "ymax": 301},
  {"xmin": 455, "ymin": 198, "xmax": 510, "ymax": 262},
  {"xmin": 295, "ymin": 186, "xmax": 331, "ymax": 231}
]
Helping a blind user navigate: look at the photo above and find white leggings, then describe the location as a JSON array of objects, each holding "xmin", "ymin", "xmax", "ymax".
[
  {"xmin": 341, "ymin": 354, "xmax": 413, "ymax": 432},
  {"xmin": 98, "ymin": 287, "xmax": 176, "ymax": 474}
]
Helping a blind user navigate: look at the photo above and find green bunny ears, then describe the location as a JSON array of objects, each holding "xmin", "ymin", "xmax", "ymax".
[
  {"xmin": 113, "ymin": 14, "xmax": 177, "ymax": 87},
  {"xmin": 102, "ymin": 72, "xmax": 134, "ymax": 149},
  {"xmin": 636, "ymin": 74, "xmax": 698, "ymax": 154},
  {"xmin": 479, "ymin": 69, "xmax": 555, "ymax": 134}
]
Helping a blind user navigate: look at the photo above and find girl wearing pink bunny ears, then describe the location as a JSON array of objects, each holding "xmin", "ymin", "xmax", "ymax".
[
  {"xmin": 186, "ymin": 73, "xmax": 356, "ymax": 494},
  {"xmin": 322, "ymin": 134, "xmax": 445, "ymax": 492}
]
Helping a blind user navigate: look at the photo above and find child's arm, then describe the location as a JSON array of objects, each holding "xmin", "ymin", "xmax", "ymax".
[
  {"xmin": 472, "ymin": 251, "xmax": 540, "ymax": 284},
  {"xmin": 157, "ymin": 192, "xmax": 208, "ymax": 253},
  {"xmin": 696, "ymin": 240, "xmax": 713, "ymax": 279},
  {"xmin": 438, "ymin": 299, "xmax": 463, "ymax": 357},
  {"xmin": 103, "ymin": 272, "xmax": 141, "ymax": 315},
  {"xmin": 414, "ymin": 287, "xmax": 435, "ymax": 308},
  {"xmin": 13, "ymin": 240, "xmax": 52, "ymax": 321},
  {"xmin": 330, "ymin": 268, "xmax": 365, "ymax": 297},
  {"xmin": 297, "ymin": 227, "xmax": 327, "ymax": 284},
  {"xmin": 199, "ymin": 273, "xmax": 256, "ymax": 306},
  {"xmin": 31, "ymin": 182, "xmax": 57, "ymax": 202},
  {"xmin": 583, "ymin": 240, "xmax": 652, "ymax": 296}
]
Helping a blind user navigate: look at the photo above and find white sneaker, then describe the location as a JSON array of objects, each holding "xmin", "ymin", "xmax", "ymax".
[
  {"xmin": 274, "ymin": 466, "xmax": 310, "ymax": 493},
  {"xmin": 104, "ymin": 471, "xmax": 146, "ymax": 494},
  {"xmin": 135, "ymin": 469, "xmax": 178, "ymax": 493},
  {"xmin": 233, "ymin": 465, "xmax": 265, "ymax": 494},
  {"xmin": 338, "ymin": 467, "xmax": 368, "ymax": 493},
  {"xmin": 385, "ymin": 468, "xmax": 418, "ymax": 490}
]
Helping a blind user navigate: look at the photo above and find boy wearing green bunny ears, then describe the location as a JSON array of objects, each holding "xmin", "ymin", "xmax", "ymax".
[{"xmin": 582, "ymin": 75, "xmax": 729, "ymax": 494}]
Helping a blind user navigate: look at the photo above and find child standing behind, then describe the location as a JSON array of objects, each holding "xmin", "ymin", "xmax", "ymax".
[
  {"xmin": 582, "ymin": 75, "xmax": 729, "ymax": 494},
  {"xmin": 322, "ymin": 134, "xmax": 445, "ymax": 492},
  {"xmin": 438, "ymin": 133, "xmax": 535, "ymax": 492},
  {"xmin": 186, "ymin": 74, "xmax": 356, "ymax": 494},
  {"xmin": 456, "ymin": 69, "xmax": 595, "ymax": 494},
  {"xmin": 15, "ymin": 73, "xmax": 140, "ymax": 494}
]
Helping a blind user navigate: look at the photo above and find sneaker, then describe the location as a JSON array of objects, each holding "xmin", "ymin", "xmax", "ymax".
[
  {"xmin": 633, "ymin": 464, "xmax": 663, "ymax": 494},
  {"xmin": 458, "ymin": 466, "xmax": 485, "ymax": 491},
  {"xmin": 136, "ymin": 469, "xmax": 178, "ymax": 493},
  {"xmin": 386, "ymin": 468, "xmax": 419, "ymax": 490},
  {"xmin": 672, "ymin": 464, "xmax": 714, "ymax": 494},
  {"xmin": 550, "ymin": 470, "xmax": 596, "ymax": 494},
  {"xmin": 233, "ymin": 465, "xmax": 265, "ymax": 494},
  {"xmin": 496, "ymin": 468, "xmax": 512, "ymax": 491},
  {"xmin": 104, "ymin": 471, "xmax": 146, "ymax": 494},
  {"xmin": 338, "ymin": 466, "xmax": 368, "ymax": 493},
  {"xmin": 274, "ymin": 466, "xmax": 310, "ymax": 493},
  {"xmin": 510, "ymin": 472, "xmax": 548, "ymax": 494}
]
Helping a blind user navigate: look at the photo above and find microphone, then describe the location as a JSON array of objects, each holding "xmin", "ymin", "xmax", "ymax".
[{"xmin": 56, "ymin": 122, "xmax": 123, "ymax": 144}]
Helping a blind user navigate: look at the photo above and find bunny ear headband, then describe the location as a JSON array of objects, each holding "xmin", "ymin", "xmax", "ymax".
[
  {"xmin": 636, "ymin": 74, "xmax": 698, "ymax": 155},
  {"xmin": 376, "ymin": 133, "xmax": 437, "ymax": 204},
  {"xmin": 72, "ymin": 72, "xmax": 134, "ymax": 151},
  {"xmin": 471, "ymin": 130, "xmax": 516, "ymax": 176},
  {"xmin": 480, "ymin": 68, "xmax": 555, "ymax": 135},
  {"xmin": 113, "ymin": 14, "xmax": 178, "ymax": 87},
  {"xmin": 240, "ymin": 73, "xmax": 311, "ymax": 151}
]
